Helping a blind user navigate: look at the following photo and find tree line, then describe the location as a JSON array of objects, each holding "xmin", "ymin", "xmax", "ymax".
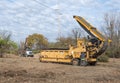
[
  {"xmin": 0, "ymin": 31, "xmax": 18, "ymax": 57},
  {"xmin": 0, "ymin": 13, "xmax": 120, "ymax": 58},
  {"xmin": 103, "ymin": 13, "xmax": 120, "ymax": 58}
]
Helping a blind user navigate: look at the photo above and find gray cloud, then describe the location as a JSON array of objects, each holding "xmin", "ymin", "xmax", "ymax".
[{"xmin": 0, "ymin": 0, "xmax": 120, "ymax": 42}]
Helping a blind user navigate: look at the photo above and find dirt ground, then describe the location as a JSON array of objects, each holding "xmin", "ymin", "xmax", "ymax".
[{"xmin": 0, "ymin": 54, "xmax": 120, "ymax": 83}]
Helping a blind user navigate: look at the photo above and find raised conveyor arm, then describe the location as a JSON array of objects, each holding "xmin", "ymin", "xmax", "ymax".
[
  {"xmin": 73, "ymin": 15, "xmax": 108, "ymax": 58},
  {"xmin": 73, "ymin": 16, "xmax": 106, "ymax": 41}
]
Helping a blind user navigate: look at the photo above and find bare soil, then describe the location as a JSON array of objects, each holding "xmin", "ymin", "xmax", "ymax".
[{"xmin": 0, "ymin": 54, "xmax": 120, "ymax": 83}]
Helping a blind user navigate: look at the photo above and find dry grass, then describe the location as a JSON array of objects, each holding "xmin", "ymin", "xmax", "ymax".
[{"xmin": 0, "ymin": 54, "xmax": 120, "ymax": 83}]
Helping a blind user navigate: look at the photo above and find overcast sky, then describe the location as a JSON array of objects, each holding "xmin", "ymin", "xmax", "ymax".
[{"xmin": 0, "ymin": 0, "xmax": 120, "ymax": 42}]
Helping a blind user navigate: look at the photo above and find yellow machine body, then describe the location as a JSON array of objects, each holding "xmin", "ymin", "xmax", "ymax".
[
  {"xmin": 39, "ymin": 16, "xmax": 109, "ymax": 66},
  {"xmin": 40, "ymin": 39, "xmax": 87, "ymax": 62}
]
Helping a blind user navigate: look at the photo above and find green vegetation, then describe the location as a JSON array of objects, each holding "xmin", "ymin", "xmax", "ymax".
[
  {"xmin": 103, "ymin": 13, "xmax": 120, "ymax": 58},
  {"xmin": 97, "ymin": 55, "xmax": 109, "ymax": 62},
  {"xmin": 0, "ymin": 31, "xmax": 18, "ymax": 57},
  {"xmin": 48, "ymin": 36, "xmax": 76, "ymax": 48},
  {"xmin": 26, "ymin": 33, "xmax": 48, "ymax": 50}
]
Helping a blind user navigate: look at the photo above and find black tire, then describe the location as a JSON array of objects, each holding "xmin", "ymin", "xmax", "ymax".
[
  {"xmin": 39, "ymin": 56, "xmax": 42, "ymax": 62},
  {"xmin": 80, "ymin": 60, "xmax": 88, "ymax": 66},
  {"xmin": 30, "ymin": 55, "xmax": 34, "ymax": 57},
  {"xmin": 89, "ymin": 62, "xmax": 96, "ymax": 66},
  {"xmin": 72, "ymin": 59, "xmax": 80, "ymax": 66}
]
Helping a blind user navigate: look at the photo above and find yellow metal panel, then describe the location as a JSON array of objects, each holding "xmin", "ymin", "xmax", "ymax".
[
  {"xmin": 88, "ymin": 58, "xmax": 97, "ymax": 62},
  {"xmin": 40, "ymin": 58, "xmax": 57, "ymax": 62},
  {"xmin": 57, "ymin": 59, "xmax": 72, "ymax": 63},
  {"xmin": 73, "ymin": 16, "xmax": 106, "ymax": 41}
]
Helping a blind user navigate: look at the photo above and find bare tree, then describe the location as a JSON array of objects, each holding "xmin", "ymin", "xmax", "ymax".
[
  {"xmin": 71, "ymin": 28, "xmax": 86, "ymax": 45},
  {"xmin": 103, "ymin": 13, "xmax": 120, "ymax": 58},
  {"xmin": 54, "ymin": 28, "xmax": 85, "ymax": 48}
]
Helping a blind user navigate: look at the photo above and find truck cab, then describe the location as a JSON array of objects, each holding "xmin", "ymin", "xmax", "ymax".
[{"xmin": 25, "ymin": 48, "xmax": 34, "ymax": 57}]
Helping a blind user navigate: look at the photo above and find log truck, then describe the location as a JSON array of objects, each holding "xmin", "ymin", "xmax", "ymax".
[{"xmin": 39, "ymin": 15, "xmax": 110, "ymax": 66}]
